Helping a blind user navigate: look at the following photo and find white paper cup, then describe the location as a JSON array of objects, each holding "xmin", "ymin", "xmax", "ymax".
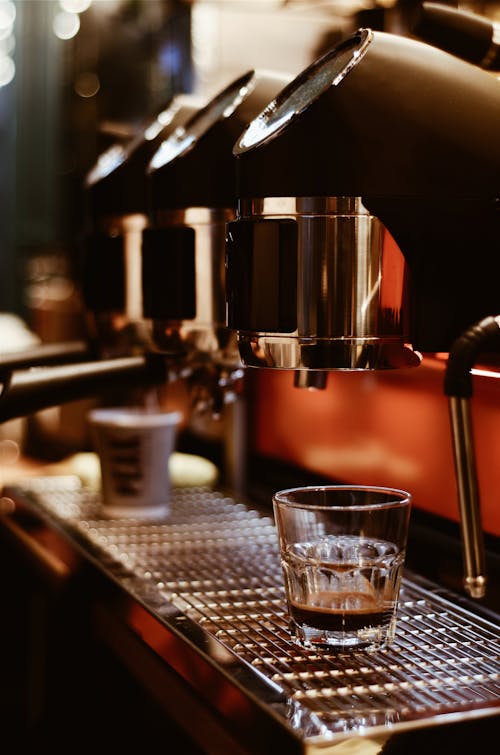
[{"xmin": 88, "ymin": 407, "xmax": 181, "ymax": 519}]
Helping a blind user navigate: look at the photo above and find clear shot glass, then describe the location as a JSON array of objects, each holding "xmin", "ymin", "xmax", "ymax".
[{"xmin": 273, "ymin": 485, "xmax": 412, "ymax": 652}]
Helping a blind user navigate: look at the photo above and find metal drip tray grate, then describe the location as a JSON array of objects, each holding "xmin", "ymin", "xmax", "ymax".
[{"xmin": 11, "ymin": 477, "xmax": 500, "ymax": 746}]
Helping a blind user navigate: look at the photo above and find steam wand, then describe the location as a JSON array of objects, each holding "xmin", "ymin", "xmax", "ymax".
[
  {"xmin": 0, "ymin": 354, "xmax": 168, "ymax": 424},
  {"xmin": 444, "ymin": 315, "xmax": 500, "ymax": 599},
  {"xmin": 0, "ymin": 340, "xmax": 90, "ymax": 371}
]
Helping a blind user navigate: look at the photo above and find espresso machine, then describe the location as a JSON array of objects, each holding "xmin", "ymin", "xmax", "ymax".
[
  {"xmin": 0, "ymin": 94, "xmax": 204, "ymax": 425},
  {"xmin": 81, "ymin": 92, "xmax": 204, "ymax": 363},
  {"xmin": 0, "ymin": 71, "xmax": 290, "ymax": 493},
  {"xmin": 226, "ymin": 27, "xmax": 500, "ymax": 599},
  {"xmin": 143, "ymin": 69, "xmax": 290, "ymax": 417},
  {"xmin": 134, "ymin": 70, "xmax": 290, "ymax": 488}
]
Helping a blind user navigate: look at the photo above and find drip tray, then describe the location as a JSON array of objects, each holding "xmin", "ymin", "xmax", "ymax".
[{"xmin": 9, "ymin": 477, "xmax": 500, "ymax": 751}]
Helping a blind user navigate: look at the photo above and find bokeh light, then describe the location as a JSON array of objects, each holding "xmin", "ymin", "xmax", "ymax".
[
  {"xmin": 0, "ymin": 53, "xmax": 14, "ymax": 86},
  {"xmin": 53, "ymin": 10, "xmax": 80, "ymax": 40}
]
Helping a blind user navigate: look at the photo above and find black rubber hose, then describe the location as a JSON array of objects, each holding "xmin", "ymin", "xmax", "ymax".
[{"xmin": 444, "ymin": 316, "xmax": 500, "ymax": 399}]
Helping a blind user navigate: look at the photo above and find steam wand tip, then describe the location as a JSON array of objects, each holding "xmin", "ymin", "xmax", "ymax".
[{"xmin": 464, "ymin": 575, "xmax": 487, "ymax": 600}]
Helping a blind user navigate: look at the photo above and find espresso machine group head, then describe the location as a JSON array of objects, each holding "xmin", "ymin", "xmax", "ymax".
[
  {"xmin": 82, "ymin": 93, "xmax": 203, "ymax": 359},
  {"xmin": 228, "ymin": 28, "xmax": 500, "ymax": 373},
  {"xmin": 226, "ymin": 27, "xmax": 500, "ymax": 597},
  {"xmin": 0, "ymin": 98, "xmax": 204, "ymax": 423},
  {"xmin": 143, "ymin": 69, "xmax": 290, "ymax": 413}
]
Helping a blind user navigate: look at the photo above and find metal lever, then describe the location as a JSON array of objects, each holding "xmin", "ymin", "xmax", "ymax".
[
  {"xmin": 0, "ymin": 340, "xmax": 90, "ymax": 372},
  {"xmin": 0, "ymin": 354, "xmax": 168, "ymax": 424},
  {"xmin": 444, "ymin": 315, "xmax": 500, "ymax": 599}
]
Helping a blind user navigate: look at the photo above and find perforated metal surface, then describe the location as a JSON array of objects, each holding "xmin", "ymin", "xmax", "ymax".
[{"xmin": 12, "ymin": 477, "xmax": 500, "ymax": 746}]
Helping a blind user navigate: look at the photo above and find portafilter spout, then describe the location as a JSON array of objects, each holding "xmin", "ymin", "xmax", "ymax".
[{"xmin": 444, "ymin": 315, "xmax": 500, "ymax": 599}]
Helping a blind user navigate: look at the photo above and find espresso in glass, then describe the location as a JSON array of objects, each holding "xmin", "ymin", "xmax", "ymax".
[
  {"xmin": 273, "ymin": 486, "xmax": 411, "ymax": 652},
  {"xmin": 282, "ymin": 535, "xmax": 403, "ymax": 649}
]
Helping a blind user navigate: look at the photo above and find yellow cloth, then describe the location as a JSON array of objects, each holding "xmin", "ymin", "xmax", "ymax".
[{"xmin": 69, "ymin": 451, "xmax": 219, "ymax": 490}]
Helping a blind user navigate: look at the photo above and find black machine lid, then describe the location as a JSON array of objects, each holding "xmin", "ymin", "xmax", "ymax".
[
  {"xmin": 235, "ymin": 31, "xmax": 371, "ymax": 155},
  {"xmin": 85, "ymin": 94, "xmax": 203, "ymax": 218},
  {"xmin": 150, "ymin": 71, "xmax": 256, "ymax": 172},
  {"xmin": 147, "ymin": 69, "xmax": 291, "ymax": 210},
  {"xmin": 233, "ymin": 28, "xmax": 500, "ymax": 198}
]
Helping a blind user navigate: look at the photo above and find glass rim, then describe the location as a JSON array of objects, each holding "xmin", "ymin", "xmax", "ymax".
[{"xmin": 272, "ymin": 484, "xmax": 411, "ymax": 511}]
